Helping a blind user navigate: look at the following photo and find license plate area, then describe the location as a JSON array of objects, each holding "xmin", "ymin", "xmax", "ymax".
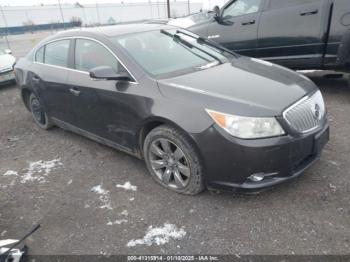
[
  {"xmin": 0, "ymin": 71, "xmax": 14, "ymax": 81},
  {"xmin": 313, "ymin": 127, "xmax": 329, "ymax": 155}
]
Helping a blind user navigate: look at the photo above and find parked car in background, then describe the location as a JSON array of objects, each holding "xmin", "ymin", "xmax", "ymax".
[
  {"xmin": 15, "ymin": 24, "xmax": 329, "ymax": 195},
  {"xmin": 170, "ymin": 0, "xmax": 350, "ymax": 72},
  {"xmin": 0, "ymin": 49, "xmax": 16, "ymax": 85}
]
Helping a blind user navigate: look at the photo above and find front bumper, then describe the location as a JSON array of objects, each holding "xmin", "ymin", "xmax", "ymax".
[
  {"xmin": 192, "ymin": 123, "xmax": 329, "ymax": 191},
  {"xmin": 0, "ymin": 69, "xmax": 15, "ymax": 85}
]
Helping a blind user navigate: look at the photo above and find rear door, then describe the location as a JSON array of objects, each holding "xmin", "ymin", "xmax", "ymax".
[
  {"xmin": 257, "ymin": 0, "xmax": 329, "ymax": 68},
  {"xmin": 32, "ymin": 39, "xmax": 75, "ymax": 124},
  {"xmin": 207, "ymin": 0, "xmax": 264, "ymax": 57}
]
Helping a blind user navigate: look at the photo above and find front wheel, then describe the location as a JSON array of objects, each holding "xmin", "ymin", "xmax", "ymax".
[
  {"xmin": 29, "ymin": 93, "xmax": 53, "ymax": 130},
  {"xmin": 143, "ymin": 125, "xmax": 205, "ymax": 195}
]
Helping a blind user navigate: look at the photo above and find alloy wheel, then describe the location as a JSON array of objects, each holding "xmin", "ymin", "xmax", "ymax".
[{"xmin": 148, "ymin": 138, "xmax": 191, "ymax": 189}]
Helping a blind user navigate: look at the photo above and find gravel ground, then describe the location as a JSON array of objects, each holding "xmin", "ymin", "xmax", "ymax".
[{"xmin": 0, "ymin": 33, "xmax": 349, "ymax": 255}]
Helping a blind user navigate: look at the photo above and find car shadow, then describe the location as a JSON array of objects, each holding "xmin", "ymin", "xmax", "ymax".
[{"xmin": 0, "ymin": 82, "xmax": 17, "ymax": 91}]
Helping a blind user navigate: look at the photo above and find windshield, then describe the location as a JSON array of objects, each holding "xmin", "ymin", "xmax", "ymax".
[{"xmin": 111, "ymin": 29, "xmax": 231, "ymax": 77}]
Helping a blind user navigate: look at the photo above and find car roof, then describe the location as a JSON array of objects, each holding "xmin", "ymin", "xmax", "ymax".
[{"xmin": 54, "ymin": 22, "xmax": 176, "ymax": 38}]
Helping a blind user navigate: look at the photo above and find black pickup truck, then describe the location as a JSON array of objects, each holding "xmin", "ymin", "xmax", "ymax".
[{"xmin": 171, "ymin": 0, "xmax": 350, "ymax": 72}]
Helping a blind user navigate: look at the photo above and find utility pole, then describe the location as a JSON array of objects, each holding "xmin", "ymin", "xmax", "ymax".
[
  {"xmin": 58, "ymin": 0, "xmax": 65, "ymax": 29},
  {"xmin": 187, "ymin": 0, "xmax": 190, "ymax": 15},
  {"xmin": 156, "ymin": 1, "xmax": 160, "ymax": 18},
  {"xmin": 166, "ymin": 0, "xmax": 170, "ymax": 18},
  {"xmin": 0, "ymin": 5, "xmax": 11, "ymax": 49},
  {"xmin": 96, "ymin": 3, "xmax": 101, "ymax": 24}
]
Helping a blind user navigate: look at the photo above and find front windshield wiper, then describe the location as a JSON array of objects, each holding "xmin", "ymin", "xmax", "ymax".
[
  {"xmin": 175, "ymin": 29, "xmax": 240, "ymax": 59},
  {"xmin": 197, "ymin": 61, "xmax": 220, "ymax": 70},
  {"xmin": 160, "ymin": 29, "xmax": 223, "ymax": 64}
]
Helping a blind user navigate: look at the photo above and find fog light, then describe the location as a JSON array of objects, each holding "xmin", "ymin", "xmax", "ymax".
[{"xmin": 248, "ymin": 173, "xmax": 265, "ymax": 182}]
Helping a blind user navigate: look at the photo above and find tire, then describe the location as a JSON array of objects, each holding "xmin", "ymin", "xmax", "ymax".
[
  {"xmin": 29, "ymin": 93, "xmax": 53, "ymax": 130},
  {"xmin": 143, "ymin": 125, "xmax": 205, "ymax": 195}
]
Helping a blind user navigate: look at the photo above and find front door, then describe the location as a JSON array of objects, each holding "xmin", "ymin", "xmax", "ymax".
[
  {"xmin": 257, "ymin": 0, "xmax": 328, "ymax": 68},
  {"xmin": 207, "ymin": 0, "xmax": 264, "ymax": 57},
  {"xmin": 66, "ymin": 38, "xmax": 140, "ymax": 150}
]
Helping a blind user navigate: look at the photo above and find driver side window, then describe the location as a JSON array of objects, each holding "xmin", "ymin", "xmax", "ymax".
[
  {"xmin": 75, "ymin": 39, "xmax": 123, "ymax": 73},
  {"xmin": 223, "ymin": 0, "xmax": 262, "ymax": 18}
]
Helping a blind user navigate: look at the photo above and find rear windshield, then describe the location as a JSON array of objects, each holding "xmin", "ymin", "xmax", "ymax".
[{"xmin": 110, "ymin": 29, "xmax": 231, "ymax": 77}]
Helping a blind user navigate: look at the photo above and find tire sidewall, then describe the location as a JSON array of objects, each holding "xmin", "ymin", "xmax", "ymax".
[{"xmin": 29, "ymin": 93, "xmax": 51, "ymax": 130}]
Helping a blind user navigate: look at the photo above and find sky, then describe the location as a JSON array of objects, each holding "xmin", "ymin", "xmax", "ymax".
[{"xmin": 0, "ymin": 0, "xmax": 200, "ymax": 6}]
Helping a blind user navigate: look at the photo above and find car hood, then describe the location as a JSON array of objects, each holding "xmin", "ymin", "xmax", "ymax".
[
  {"xmin": 0, "ymin": 54, "xmax": 16, "ymax": 71},
  {"xmin": 157, "ymin": 56, "xmax": 318, "ymax": 117}
]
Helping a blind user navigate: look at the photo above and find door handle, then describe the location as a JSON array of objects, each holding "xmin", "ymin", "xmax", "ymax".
[
  {"xmin": 300, "ymin": 9, "xmax": 318, "ymax": 16},
  {"xmin": 241, "ymin": 20, "xmax": 256, "ymax": 26},
  {"xmin": 69, "ymin": 88, "xmax": 81, "ymax": 96}
]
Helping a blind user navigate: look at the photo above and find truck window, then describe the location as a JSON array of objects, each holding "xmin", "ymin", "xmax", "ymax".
[
  {"xmin": 223, "ymin": 0, "xmax": 262, "ymax": 18},
  {"xmin": 268, "ymin": 0, "xmax": 319, "ymax": 10}
]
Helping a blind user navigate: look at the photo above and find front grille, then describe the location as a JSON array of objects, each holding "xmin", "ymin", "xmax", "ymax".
[{"xmin": 283, "ymin": 91, "xmax": 326, "ymax": 133}]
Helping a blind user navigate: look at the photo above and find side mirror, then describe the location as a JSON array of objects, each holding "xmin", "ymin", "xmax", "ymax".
[
  {"xmin": 5, "ymin": 49, "xmax": 12, "ymax": 55},
  {"xmin": 213, "ymin": 6, "xmax": 221, "ymax": 21},
  {"xmin": 89, "ymin": 66, "xmax": 132, "ymax": 81}
]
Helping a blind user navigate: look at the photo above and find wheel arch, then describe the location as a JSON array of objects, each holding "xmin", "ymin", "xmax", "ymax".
[
  {"xmin": 21, "ymin": 87, "xmax": 32, "ymax": 112},
  {"xmin": 137, "ymin": 116, "xmax": 203, "ymax": 161}
]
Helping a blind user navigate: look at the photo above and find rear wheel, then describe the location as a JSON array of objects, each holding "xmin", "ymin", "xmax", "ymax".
[
  {"xmin": 143, "ymin": 125, "xmax": 205, "ymax": 195},
  {"xmin": 29, "ymin": 93, "xmax": 53, "ymax": 130}
]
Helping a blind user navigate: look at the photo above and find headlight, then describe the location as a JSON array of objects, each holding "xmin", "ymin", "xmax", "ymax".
[{"xmin": 206, "ymin": 109, "xmax": 285, "ymax": 139}]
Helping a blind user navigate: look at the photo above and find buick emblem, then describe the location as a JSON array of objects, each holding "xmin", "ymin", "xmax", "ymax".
[{"xmin": 311, "ymin": 103, "xmax": 321, "ymax": 120}]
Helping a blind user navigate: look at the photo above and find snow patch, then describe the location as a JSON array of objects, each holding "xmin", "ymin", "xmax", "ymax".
[
  {"xmin": 328, "ymin": 160, "xmax": 340, "ymax": 167},
  {"xmin": 0, "ymin": 239, "xmax": 18, "ymax": 248},
  {"xmin": 107, "ymin": 219, "xmax": 128, "ymax": 226},
  {"xmin": 21, "ymin": 159, "xmax": 63, "ymax": 184},
  {"xmin": 121, "ymin": 210, "xmax": 128, "ymax": 216},
  {"xmin": 116, "ymin": 181, "xmax": 137, "ymax": 191},
  {"xmin": 3, "ymin": 170, "xmax": 18, "ymax": 176},
  {"xmin": 91, "ymin": 185, "xmax": 113, "ymax": 210},
  {"xmin": 127, "ymin": 223, "xmax": 186, "ymax": 247}
]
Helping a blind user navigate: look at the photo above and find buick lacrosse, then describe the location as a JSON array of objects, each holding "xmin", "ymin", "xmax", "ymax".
[{"xmin": 14, "ymin": 24, "xmax": 329, "ymax": 194}]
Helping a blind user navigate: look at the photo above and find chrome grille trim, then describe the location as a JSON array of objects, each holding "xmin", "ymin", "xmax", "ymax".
[
  {"xmin": 283, "ymin": 91, "xmax": 326, "ymax": 134},
  {"xmin": 0, "ymin": 67, "xmax": 13, "ymax": 74}
]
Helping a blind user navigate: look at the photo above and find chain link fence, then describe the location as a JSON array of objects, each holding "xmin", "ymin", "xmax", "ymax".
[{"xmin": 0, "ymin": 1, "xmax": 203, "ymax": 57}]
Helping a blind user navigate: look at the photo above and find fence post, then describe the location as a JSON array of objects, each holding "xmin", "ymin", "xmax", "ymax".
[
  {"xmin": 167, "ymin": 0, "xmax": 170, "ymax": 18},
  {"xmin": 58, "ymin": 0, "xmax": 65, "ymax": 29},
  {"xmin": 96, "ymin": 3, "xmax": 101, "ymax": 24},
  {"xmin": 0, "ymin": 5, "xmax": 11, "ymax": 49}
]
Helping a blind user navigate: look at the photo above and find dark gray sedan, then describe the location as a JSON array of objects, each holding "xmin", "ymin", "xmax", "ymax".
[{"xmin": 14, "ymin": 23, "xmax": 329, "ymax": 195}]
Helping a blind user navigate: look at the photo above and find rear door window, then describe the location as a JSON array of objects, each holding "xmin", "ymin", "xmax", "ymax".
[
  {"xmin": 44, "ymin": 40, "xmax": 70, "ymax": 67},
  {"xmin": 268, "ymin": 0, "xmax": 320, "ymax": 10},
  {"xmin": 35, "ymin": 46, "xmax": 45, "ymax": 63}
]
